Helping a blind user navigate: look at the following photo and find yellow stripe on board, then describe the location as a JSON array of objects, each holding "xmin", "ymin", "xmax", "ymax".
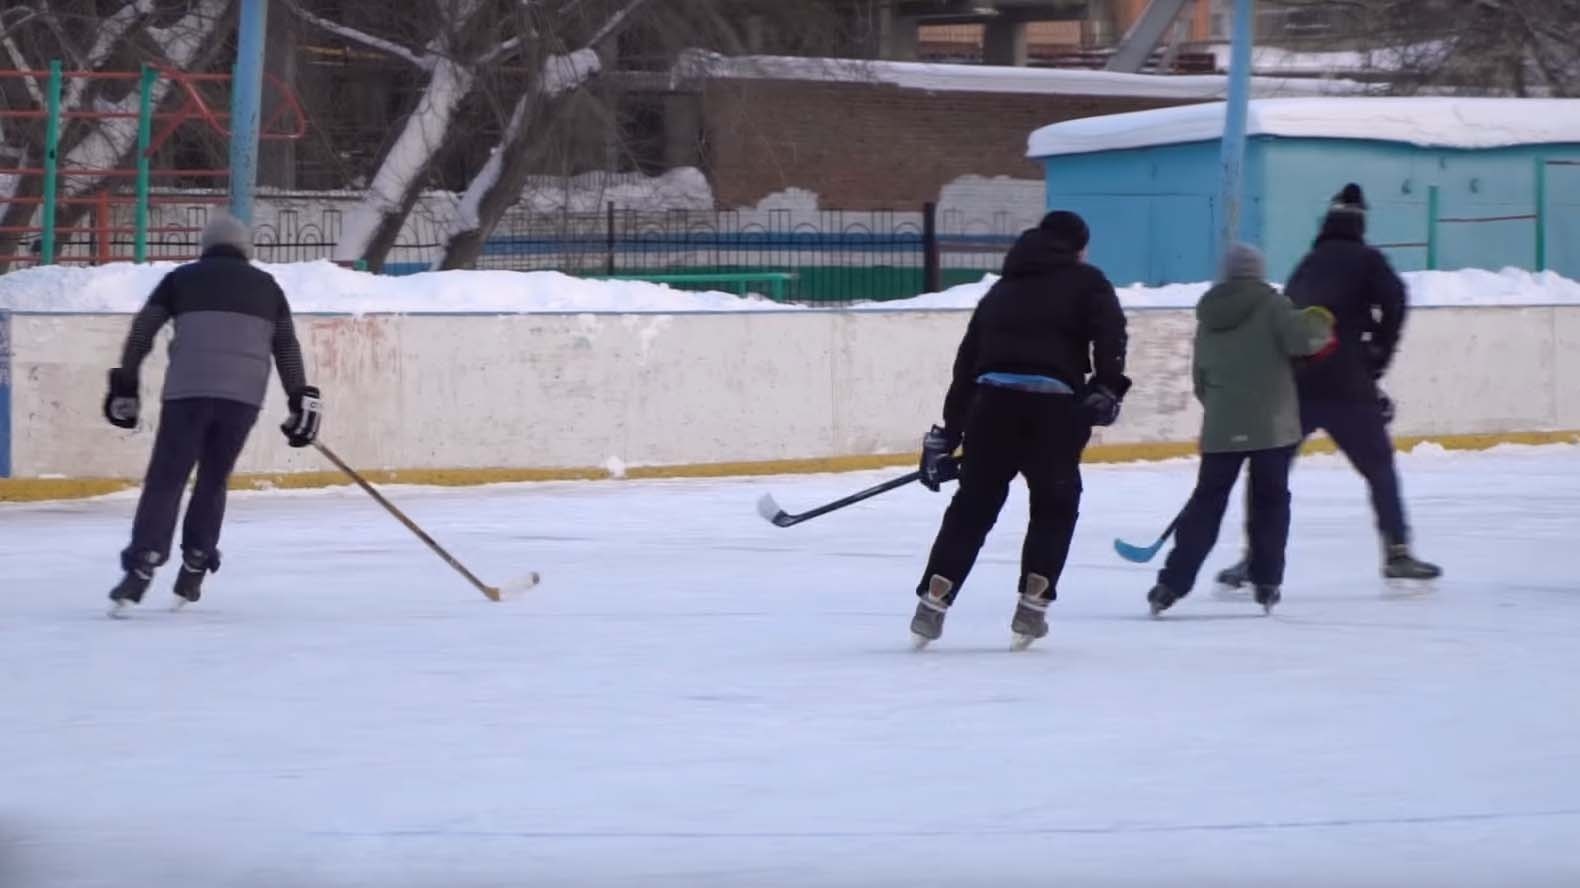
[{"xmin": 2, "ymin": 430, "xmax": 1576, "ymax": 504}]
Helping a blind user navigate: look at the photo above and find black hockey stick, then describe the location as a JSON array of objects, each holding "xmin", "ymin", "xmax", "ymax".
[
  {"xmin": 1113, "ymin": 508, "xmax": 1183, "ymax": 563},
  {"xmin": 757, "ymin": 470, "xmax": 923, "ymax": 528}
]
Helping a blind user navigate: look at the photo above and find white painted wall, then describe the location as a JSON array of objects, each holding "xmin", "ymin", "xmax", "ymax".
[{"xmin": 8, "ymin": 307, "xmax": 1578, "ymax": 479}]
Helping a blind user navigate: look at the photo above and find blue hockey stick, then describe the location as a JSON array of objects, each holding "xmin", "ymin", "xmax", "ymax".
[{"xmin": 1113, "ymin": 510, "xmax": 1182, "ymax": 564}]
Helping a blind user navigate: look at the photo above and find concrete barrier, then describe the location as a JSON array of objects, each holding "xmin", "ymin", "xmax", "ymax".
[{"xmin": 2, "ymin": 306, "xmax": 1577, "ymax": 500}]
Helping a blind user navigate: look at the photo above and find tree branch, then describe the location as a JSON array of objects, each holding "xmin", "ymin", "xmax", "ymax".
[{"xmin": 290, "ymin": 4, "xmax": 433, "ymax": 70}]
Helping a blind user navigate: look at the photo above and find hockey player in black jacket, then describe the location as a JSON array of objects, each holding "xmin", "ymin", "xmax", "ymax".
[
  {"xmin": 103, "ymin": 213, "xmax": 324, "ymax": 615},
  {"xmin": 910, "ymin": 210, "xmax": 1131, "ymax": 649},
  {"xmin": 1216, "ymin": 184, "xmax": 1440, "ymax": 587}
]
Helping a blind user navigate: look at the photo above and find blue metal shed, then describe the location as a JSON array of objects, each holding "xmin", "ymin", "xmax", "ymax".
[{"xmin": 1026, "ymin": 98, "xmax": 1580, "ymax": 286}]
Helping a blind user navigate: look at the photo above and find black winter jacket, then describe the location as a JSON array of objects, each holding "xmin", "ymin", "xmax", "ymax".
[
  {"xmin": 118, "ymin": 245, "xmax": 308, "ymax": 408},
  {"xmin": 1285, "ymin": 214, "xmax": 1407, "ymax": 402},
  {"xmin": 940, "ymin": 228, "xmax": 1130, "ymax": 433}
]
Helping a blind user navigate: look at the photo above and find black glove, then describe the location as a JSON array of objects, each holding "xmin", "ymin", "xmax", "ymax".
[
  {"xmin": 1082, "ymin": 384, "xmax": 1121, "ymax": 427},
  {"xmin": 919, "ymin": 424, "xmax": 960, "ymax": 492},
  {"xmin": 1378, "ymin": 390, "xmax": 1395, "ymax": 425},
  {"xmin": 281, "ymin": 385, "xmax": 323, "ymax": 448},
  {"xmin": 103, "ymin": 368, "xmax": 139, "ymax": 429}
]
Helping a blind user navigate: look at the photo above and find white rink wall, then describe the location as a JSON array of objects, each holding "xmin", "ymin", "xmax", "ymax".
[{"xmin": 6, "ymin": 305, "xmax": 1580, "ymax": 481}]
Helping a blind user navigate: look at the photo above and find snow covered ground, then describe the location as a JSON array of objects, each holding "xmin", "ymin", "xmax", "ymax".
[
  {"xmin": 3, "ymin": 445, "xmax": 1579, "ymax": 887},
  {"xmin": 3, "ymin": 260, "xmax": 1579, "ymax": 314}
]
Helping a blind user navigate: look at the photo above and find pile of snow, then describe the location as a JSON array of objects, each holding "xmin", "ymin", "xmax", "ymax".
[
  {"xmin": 1028, "ymin": 96, "xmax": 1580, "ymax": 157},
  {"xmin": 674, "ymin": 50, "xmax": 1375, "ymax": 100},
  {"xmin": 3, "ymin": 261, "xmax": 1578, "ymax": 315},
  {"xmin": 850, "ymin": 268, "xmax": 1580, "ymax": 311},
  {"xmin": 0, "ymin": 261, "xmax": 793, "ymax": 314}
]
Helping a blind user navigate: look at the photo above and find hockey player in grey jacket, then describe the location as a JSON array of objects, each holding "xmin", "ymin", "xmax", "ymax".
[{"xmin": 104, "ymin": 213, "xmax": 323, "ymax": 613}]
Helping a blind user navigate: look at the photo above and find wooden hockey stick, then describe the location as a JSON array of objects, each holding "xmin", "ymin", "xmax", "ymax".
[{"xmin": 313, "ymin": 441, "xmax": 538, "ymax": 601}]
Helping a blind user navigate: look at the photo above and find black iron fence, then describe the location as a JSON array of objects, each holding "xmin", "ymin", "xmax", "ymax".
[{"xmin": 82, "ymin": 200, "xmax": 1029, "ymax": 304}]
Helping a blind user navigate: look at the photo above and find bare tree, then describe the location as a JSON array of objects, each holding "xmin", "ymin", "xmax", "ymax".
[{"xmin": 1262, "ymin": 0, "xmax": 1580, "ymax": 96}]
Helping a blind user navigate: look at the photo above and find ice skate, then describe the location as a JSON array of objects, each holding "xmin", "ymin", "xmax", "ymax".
[
  {"xmin": 1215, "ymin": 557, "xmax": 1249, "ymax": 591},
  {"xmin": 171, "ymin": 550, "xmax": 215, "ymax": 610},
  {"xmin": 1254, "ymin": 583, "xmax": 1281, "ymax": 615},
  {"xmin": 1147, "ymin": 582, "xmax": 1183, "ymax": 617},
  {"xmin": 910, "ymin": 575, "xmax": 953, "ymax": 650},
  {"xmin": 108, "ymin": 567, "xmax": 154, "ymax": 618},
  {"xmin": 1010, "ymin": 573, "xmax": 1051, "ymax": 651},
  {"xmin": 1383, "ymin": 544, "xmax": 1440, "ymax": 593}
]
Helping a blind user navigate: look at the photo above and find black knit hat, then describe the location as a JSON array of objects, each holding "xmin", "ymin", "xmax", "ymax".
[
  {"xmin": 1329, "ymin": 183, "xmax": 1368, "ymax": 214},
  {"xmin": 1039, "ymin": 210, "xmax": 1090, "ymax": 252}
]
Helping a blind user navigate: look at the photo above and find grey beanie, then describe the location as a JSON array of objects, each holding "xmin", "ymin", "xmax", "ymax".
[
  {"xmin": 1221, "ymin": 241, "xmax": 1265, "ymax": 281},
  {"xmin": 199, "ymin": 211, "xmax": 254, "ymax": 259}
]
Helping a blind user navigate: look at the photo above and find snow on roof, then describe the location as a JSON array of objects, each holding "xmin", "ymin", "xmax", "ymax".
[
  {"xmin": 1028, "ymin": 97, "xmax": 1580, "ymax": 158},
  {"xmin": 673, "ymin": 51, "xmax": 1373, "ymax": 100}
]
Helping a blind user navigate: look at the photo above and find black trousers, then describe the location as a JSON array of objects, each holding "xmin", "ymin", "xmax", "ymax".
[
  {"xmin": 917, "ymin": 386, "xmax": 1091, "ymax": 604},
  {"xmin": 1300, "ymin": 400, "xmax": 1409, "ymax": 545},
  {"xmin": 123, "ymin": 397, "xmax": 259, "ymax": 571},
  {"xmin": 1160, "ymin": 446, "xmax": 1297, "ymax": 596}
]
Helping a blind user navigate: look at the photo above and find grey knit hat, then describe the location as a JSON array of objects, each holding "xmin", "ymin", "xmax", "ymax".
[
  {"xmin": 1221, "ymin": 241, "xmax": 1265, "ymax": 281},
  {"xmin": 199, "ymin": 211, "xmax": 253, "ymax": 259}
]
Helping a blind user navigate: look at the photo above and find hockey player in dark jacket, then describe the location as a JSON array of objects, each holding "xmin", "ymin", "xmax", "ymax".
[
  {"xmin": 104, "ymin": 213, "xmax": 324, "ymax": 615},
  {"xmin": 910, "ymin": 210, "xmax": 1131, "ymax": 650},
  {"xmin": 1216, "ymin": 184, "xmax": 1440, "ymax": 586}
]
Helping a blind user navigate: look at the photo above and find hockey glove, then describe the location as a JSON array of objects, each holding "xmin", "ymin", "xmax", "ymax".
[
  {"xmin": 1378, "ymin": 389, "xmax": 1395, "ymax": 425},
  {"xmin": 103, "ymin": 368, "xmax": 139, "ymax": 430},
  {"xmin": 281, "ymin": 385, "xmax": 323, "ymax": 448},
  {"xmin": 1082, "ymin": 384, "xmax": 1122, "ymax": 427},
  {"xmin": 919, "ymin": 424, "xmax": 960, "ymax": 492}
]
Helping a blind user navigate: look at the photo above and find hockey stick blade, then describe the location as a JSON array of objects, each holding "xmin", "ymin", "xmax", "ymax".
[
  {"xmin": 1113, "ymin": 537, "xmax": 1166, "ymax": 564},
  {"xmin": 756, "ymin": 493, "xmax": 795, "ymax": 527},
  {"xmin": 1113, "ymin": 511, "xmax": 1184, "ymax": 564}
]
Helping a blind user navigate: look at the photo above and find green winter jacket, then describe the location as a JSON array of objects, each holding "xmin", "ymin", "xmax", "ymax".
[{"xmin": 1193, "ymin": 279, "xmax": 1335, "ymax": 453}]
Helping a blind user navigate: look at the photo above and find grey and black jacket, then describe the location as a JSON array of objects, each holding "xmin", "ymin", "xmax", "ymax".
[{"xmin": 118, "ymin": 245, "xmax": 307, "ymax": 407}]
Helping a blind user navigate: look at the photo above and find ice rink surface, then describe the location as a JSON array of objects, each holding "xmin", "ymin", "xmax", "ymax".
[{"xmin": 3, "ymin": 445, "xmax": 1578, "ymax": 887}]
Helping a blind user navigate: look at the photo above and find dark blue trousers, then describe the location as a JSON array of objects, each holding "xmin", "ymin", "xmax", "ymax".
[
  {"xmin": 123, "ymin": 398, "xmax": 258, "ymax": 570},
  {"xmin": 1300, "ymin": 400, "xmax": 1410, "ymax": 545},
  {"xmin": 1160, "ymin": 446, "xmax": 1297, "ymax": 596}
]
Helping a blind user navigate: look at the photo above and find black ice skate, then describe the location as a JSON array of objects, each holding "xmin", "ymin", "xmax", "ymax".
[
  {"xmin": 910, "ymin": 575, "xmax": 953, "ymax": 650},
  {"xmin": 108, "ymin": 567, "xmax": 154, "ymax": 617},
  {"xmin": 1254, "ymin": 584, "xmax": 1281, "ymax": 615},
  {"xmin": 172, "ymin": 550, "xmax": 216, "ymax": 608},
  {"xmin": 1383, "ymin": 544, "xmax": 1440, "ymax": 589},
  {"xmin": 1010, "ymin": 573, "xmax": 1052, "ymax": 651},
  {"xmin": 1147, "ymin": 583, "xmax": 1183, "ymax": 617},
  {"xmin": 1215, "ymin": 557, "xmax": 1249, "ymax": 590}
]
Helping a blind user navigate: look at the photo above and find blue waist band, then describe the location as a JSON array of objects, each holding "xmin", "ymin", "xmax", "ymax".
[{"xmin": 977, "ymin": 372, "xmax": 1074, "ymax": 395}]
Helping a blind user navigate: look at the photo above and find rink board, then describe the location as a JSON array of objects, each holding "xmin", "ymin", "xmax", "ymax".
[{"xmin": 2, "ymin": 306, "xmax": 1578, "ymax": 500}]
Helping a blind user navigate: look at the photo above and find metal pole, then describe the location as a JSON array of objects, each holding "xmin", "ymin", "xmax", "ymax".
[
  {"xmin": 135, "ymin": 64, "xmax": 155, "ymax": 263},
  {"xmin": 1217, "ymin": 0, "xmax": 1254, "ymax": 263},
  {"xmin": 1426, "ymin": 185, "xmax": 1440, "ymax": 270},
  {"xmin": 1534, "ymin": 157, "xmax": 1547, "ymax": 271},
  {"xmin": 922, "ymin": 201, "xmax": 940, "ymax": 295},
  {"xmin": 41, "ymin": 60, "xmax": 62, "ymax": 265},
  {"xmin": 228, "ymin": 0, "xmax": 268, "ymax": 224}
]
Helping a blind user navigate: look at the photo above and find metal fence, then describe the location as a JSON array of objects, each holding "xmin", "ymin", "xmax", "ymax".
[{"xmin": 24, "ymin": 199, "xmax": 1025, "ymax": 304}]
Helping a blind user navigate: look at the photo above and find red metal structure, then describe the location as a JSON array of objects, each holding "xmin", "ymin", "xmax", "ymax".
[{"xmin": 0, "ymin": 64, "xmax": 305, "ymax": 269}]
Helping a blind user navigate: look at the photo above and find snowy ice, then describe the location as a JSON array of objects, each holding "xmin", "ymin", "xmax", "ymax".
[
  {"xmin": 4, "ymin": 260, "xmax": 1580, "ymax": 315},
  {"xmin": 3, "ymin": 445, "xmax": 1579, "ymax": 886},
  {"xmin": 1028, "ymin": 97, "xmax": 1580, "ymax": 158}
]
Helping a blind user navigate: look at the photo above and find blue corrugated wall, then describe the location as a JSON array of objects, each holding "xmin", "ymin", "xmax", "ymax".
[{"xmin": 1039, "ymin": 136, "xmax": 1580, "ymax": 286}]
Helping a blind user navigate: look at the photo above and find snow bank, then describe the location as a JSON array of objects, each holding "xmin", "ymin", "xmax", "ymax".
[
  {"xmin": 850, "ymin": 268, "xmax": 1580, "ymax": 311},
  {"xmin": 674, "ymin": 51, "xmax": 1374, "ymax": 100},
  {"xmin": 1028, "ymin": 97, "xmax": 1580, "ymax": 157},
  {"xmin": 3, "ymin": 261, "xmax": 1578, "ymax": 315},
  {"xmin": 0, "ymin": 261, "xmax": 794, "ymax": 314}
]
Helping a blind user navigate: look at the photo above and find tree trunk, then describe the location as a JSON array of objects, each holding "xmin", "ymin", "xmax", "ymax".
[
  {"xmin": 332, "ymin": 54, "xmax": 475, "ymax": 268},
  {"xmin": 433, "ymin": 48, "xmax": 605, "ymax": 270}
]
